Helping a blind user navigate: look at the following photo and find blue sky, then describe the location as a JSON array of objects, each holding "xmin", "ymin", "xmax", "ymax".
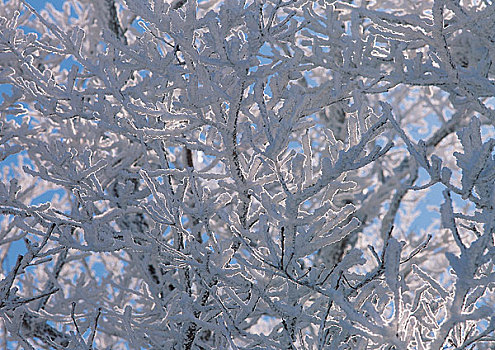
[{"xmin": 29, "ymin": 0, "xmax": 64, "ymax": 11}]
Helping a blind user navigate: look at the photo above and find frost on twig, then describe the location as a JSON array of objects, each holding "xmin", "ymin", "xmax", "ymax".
[{"xmin": 1, "ymin": 0, "xmax": 495, "ymax": 348}]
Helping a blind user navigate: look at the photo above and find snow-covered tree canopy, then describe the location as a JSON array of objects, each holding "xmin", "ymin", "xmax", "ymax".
[{"xmin": 1, "ymin": 0, "xmax": 495, "ymax": 348}]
